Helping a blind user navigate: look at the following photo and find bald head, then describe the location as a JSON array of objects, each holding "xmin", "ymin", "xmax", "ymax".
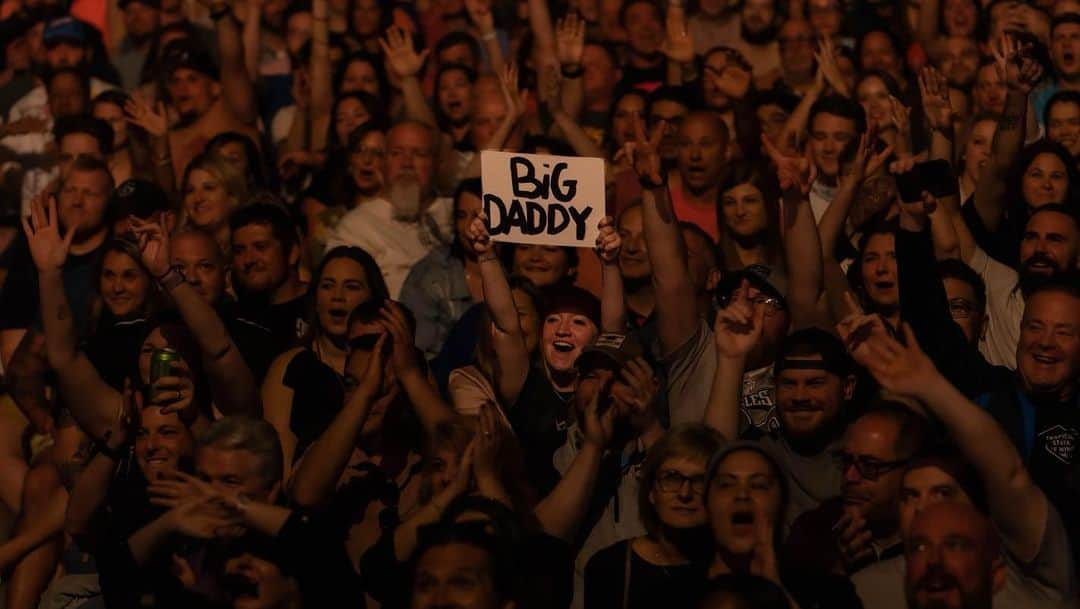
[{"xmin": 904, "ymin": 503, "xmax": 1002, "ymax": 609}]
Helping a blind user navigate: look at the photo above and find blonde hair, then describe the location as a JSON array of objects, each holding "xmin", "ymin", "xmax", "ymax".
[{"xmin": 179, "ymin": 152, "xmax": 251, "ymax": 230}]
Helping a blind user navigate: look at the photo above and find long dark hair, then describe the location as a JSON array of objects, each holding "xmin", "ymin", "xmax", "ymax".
[
  {"xmin": 326, "ymin": 90, "xmax": 388, "ymax": 154},
  {"xmin": 305, "ymin": 246, "xmax": 389, "ymax": 345}
]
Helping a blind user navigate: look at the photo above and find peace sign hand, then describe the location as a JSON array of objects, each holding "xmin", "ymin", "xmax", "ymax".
[
  {"xmin": 614, "ymin": 113, "xmax": 665, "ymax": 184},
  {"xmin": 761, "ymin": 134, "xmax": 815, "ymax": 194}
]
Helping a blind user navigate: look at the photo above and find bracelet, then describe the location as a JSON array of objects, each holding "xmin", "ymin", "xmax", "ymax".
[
  {"xmin": 480, "ymin": 30, "xmax": 497, "ymax": 41},
  {"xmin": 560, "ymin": 64, "xmax": 584, "ymax": 79}
]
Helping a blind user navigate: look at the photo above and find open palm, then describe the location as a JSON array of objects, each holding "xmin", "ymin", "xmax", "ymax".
[{"xmin": 22, "ymin": 194, "xmax": 74, "ymax": 272}]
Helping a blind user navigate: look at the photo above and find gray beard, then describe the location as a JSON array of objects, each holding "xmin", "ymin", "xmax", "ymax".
[{"xmin": 388, "ymin": 176, "xmax": 425, "ymax": 222}]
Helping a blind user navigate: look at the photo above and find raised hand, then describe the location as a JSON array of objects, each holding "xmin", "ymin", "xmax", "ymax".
[
  {"xmin": 128, "ymin": 216, "xmax": 171, "ymax": 277},
  {"xmin": 612, "ymin": 357, "xmax": 659, "ymax": 418},
  {"xmin": 166, "ymin": 495, "xmax": 240, "ymax": 539},
  {"xmin": 815, "ymin": 37, "xmax": 849, "ymax": 97},
  {"xmin": 555, "ymin": 13, "xmax": 586, "ymax": 67},
  {"xmin": 223, "ymin": 554, "xmax": 294, "ymax": 609},
  {"xmin": 750, "ymin": 506, "xmax": 781, "ymax": 584},
  {"xmin": 707, "ymin": 53, "xmax": 752, "ymax": 101},
  {"xmin": 149, "ymin": 469, "xmax": 217, "ymax": 509},
  {"xmin": 834, "ymin": 509, "xmax": 874, "ymax": 570},
  {"xmin": 380, "ymin": 25, "xmax": 430, "ymax": 79},
  {"xmin": 614, "ymin": 113, "xmax": 665, "ymax": 184},
  {"xmin": 147, "ymin": 360, "xmax": 196, "ymax": 416},
  {"xmin": 836, "ymin": 293, "xmax": 890, "ymax": 366},
  {"xmin": 594, "ymin": 216, "xmax": 621, "ymax": 264},
  {"xmin": 22, "ymin": 192, "xmax": 75, "ymax": 273},
  {"xmin": 350, "ymin": 333, "xmax": 387, "ymax": 402},
  {"xmin": 887, "ymin": 95, "xmax": 911, "ymax": 139},
  {"xmin": 918, "ymin": 66, "xmax": 953, "ymax": 133},
  {"xmin": 993, "ymin": 32, "xmax": 1043, "ymax": 95},
  {"xmin": 379, "ymin": 302, "xmax": 422, "ymax": 376},
  {"xmin": 856, "ymin": 323, "xmax": 940, "ymax": 400},
  {"xmin": 846, "ymin": 127, "xmax": 894, "ymax": 185},
  {"xmin": 761, "ymin": 134, "xmax": 815, "ymax": 193},
  {"xmin": 124, "ymin": 94, "xmax": 169, "ymax": 138},
  {"xmin": 467, "ymin": 212, "xmax": 495, "ymax": 258},
  {"xmin": 464, "ymin": 0, "xmax": 495, "ymax": 35},
  {"xmin": 661, "ymin": 1, "xmax": 694, "ymax": 64},
  {"xmin": 471, "ymin": 402, "xmax": 504, "ymax": 481},
  {"xmin": 713, "ymin": 279, "xmax": 766, "ymax": 360},
  {"xmin": 582, "ymin": 383, "xmax": 617, "ymax": 450},
  {"xmin": 499, "ymin": 63, "xmax": 528, "ymax": 121}
]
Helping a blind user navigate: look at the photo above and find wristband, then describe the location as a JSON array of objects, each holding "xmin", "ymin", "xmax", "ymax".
[
  {"xmin": 560, "ymin": 64, "xmax": 584, "ymax": 79},
  {"xmin": 480, "ymin": 30, "xmax": 497, "ymax": 41},
  {"xmin": 638, "ymin": 172, "xmax": 667, "ymax": 190}
]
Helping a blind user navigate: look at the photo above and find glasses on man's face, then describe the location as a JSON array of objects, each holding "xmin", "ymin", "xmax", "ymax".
[
  {"xmin": 832, "ymin": 451, "xmax": 908, "ymax": 481},
  {"xmin": 716, "ymin": 292, "xmax": 786, "ymax": 316},
  {"xmin": 947, "ymin": 298, "xmax": 977, "ymax": 319},
  {"xmin": 655, "ymin": 470, "xmax": 706, "ymax": 495}
]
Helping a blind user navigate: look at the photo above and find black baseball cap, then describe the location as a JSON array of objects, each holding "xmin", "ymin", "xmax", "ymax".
[
  {"xmin": 576, "ymin": 332, "xmax": 645, "ymax": 373},
  {"xmin": 118, "ymin": 0, "xmax": 162, "ymax": 9},
  {"xmin": 161, "ymin": 39, "xmax": 219, "ymax": 80},
  {"xmin": 714, "ymin": 263, "xmax": 788, "ymax": 308},
  {"xmin": 773, "ymin": 327, "xmax": 853, "ymax": 378},
  {"xmin": 42, "ymin": 17, "xmax": 88, "ymax": 48},
  {"xmin": 107, "ymin": 179, "xmax": 172, "ymax": 224}
]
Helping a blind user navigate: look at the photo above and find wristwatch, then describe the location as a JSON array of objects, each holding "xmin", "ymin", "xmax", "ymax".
[
  {"xmin": 639, "ymin": 172, "xmax": 667, "ymax": 190},
  {"xmin": 157, "ymin": 266, "xmax": 187, "ymax": 292}
]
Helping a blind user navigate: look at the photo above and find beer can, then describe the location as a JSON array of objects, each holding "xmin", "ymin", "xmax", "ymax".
[{"xmin": 149, "ymin": 348, "xmax": 180, "ymax": 384}]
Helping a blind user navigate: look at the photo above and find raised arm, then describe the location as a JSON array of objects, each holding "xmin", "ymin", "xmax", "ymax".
[
  {"xmin": 534, "ymin": 390, "xmax": 616, "ymax": 541},
  {"xmin": 462, "ymin": 64, "xmax": 527, "ymax": 178},
  {"xmin": 309, "ymin": 0, "xmax": 332, "ymax": 124},
  {"xmin": 381, "ymin": 26, "xmax": 437, "ymax": 128},
  {"xmin": 211, "ymin": 0, "xmax": 258, "ymax": 125},
  {"xmin": 554, "ymin": 14, "xmax": 586, "ymax": 119},
  {"xmin": 130, "ymin": 217, "xmax": 260, "ymax": 416},
  {"xmin": 762, "ymin": 136, "xmax": 824, "ymax": 329},
  {"xmin": 854, "ymin": 324, "xmax": 1048, "ymax": 563},
  {"xmin": 465, "ymin": 0, "xmax": 506, "ymax": 76},
  {"xmin": 379, "ymin": 301, "xmax": 455, "ymax": 433},
  {"xmin": 242, "ymin": 0, "xmax": 261, "ymax": 85},
  {"xmin": 125, "ymin": 95, "xmax": 176, "ymax": 194},
  {"xmin": 25, "ymin": 196, "xmax": 121, "ymax": 441},
  {"xmin": 289, "ymin": 336, "xmax": 383, "ymax": 506},
  {"xmin": 919, "ymin": 66, "xmax": 955, "ymax": 162},
  {"xmin": 661, "ymin": 1, "xmax": 696, "ymax": 86},
  {"xmin": 916, "ymin": 0, "xmax": 941, "ymax": 48},
  {"xmin": 67, "ymin": 384, "xmax": 135, "ymax": 541},
  {"xmin": 625, "ymin": 114, "xmax": 700, "ymax": 354},
  {"xmin": 465, "ymin": 213, "xmax": 530, "ymax": 405},
  {"xmin": 973, "ymin": 35, "xmax": 1042, "ymax": 233},
  {"xmin": 595, "ymin": 217, "xmax": 626, "ymax": 332},
  {"xmin": 704, "ymin": 281, "xmax": 765, "ymax": 440},
  {"xmin": 7, "ymin": 330, "xmax": 54, "ymax": 436}
]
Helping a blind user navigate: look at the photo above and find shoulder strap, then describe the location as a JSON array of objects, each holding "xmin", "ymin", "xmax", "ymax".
[{"xmin": 622, "ymin": 541, "xmax": 633, "ymax": 609}]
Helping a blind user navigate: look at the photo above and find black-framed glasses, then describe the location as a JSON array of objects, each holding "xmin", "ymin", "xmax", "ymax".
[
  {"xmin": 832, "ymin": 451, "xmax": 908, "ymax": 481},
  {"xmin": 655, "ymin": 470, "xmax": 706, "ymax": 495}
]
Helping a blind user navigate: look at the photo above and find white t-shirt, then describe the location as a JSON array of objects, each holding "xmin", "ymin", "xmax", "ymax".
[
  {"xmin": 324, "ymin": 196, "xmax": 453, "ymax": 298},
  {"xmin": 968, "ymin": 245, "xmax": 1024, "ymax": 370}
]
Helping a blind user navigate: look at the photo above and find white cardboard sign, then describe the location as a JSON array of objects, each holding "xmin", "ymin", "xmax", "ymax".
[{"xmin": 480, "ymin": 150, "xmax": 604, "ymax": 247}]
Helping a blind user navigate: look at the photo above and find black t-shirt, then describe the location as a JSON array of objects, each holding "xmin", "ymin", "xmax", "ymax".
[
  {"xmin": 1028, "ymin": 395, "xmax": 1080, "ymax": 554},
  {"xmin": 222, "ymin": 312, "xmax": 278, "ymax": 383},
  {"xmin": 0, "ymin": 235, "xmax": 104, "ymax": 334},
  {"xmin": 585, "ymin": 540, "xmax": 708, "ymax": 609},
  {"xmin": 618, "ymin": 60, "xmax": 666, "ymax": 92},
  {"xmin": 228, "ymin": 294, "xmax": 310, "ymax": 356},
  {"xmin": 283, "ymin": 348, "xmax": 344, "ymax": 461},
  {"xmin": 507, "ymin": 367, "xmax": 573, "ymax": 496}
]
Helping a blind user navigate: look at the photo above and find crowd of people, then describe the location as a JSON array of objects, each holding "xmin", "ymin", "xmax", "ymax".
[{"xmin": 0, "ymin": 0, "xmax": 1076, "ymax": 607}]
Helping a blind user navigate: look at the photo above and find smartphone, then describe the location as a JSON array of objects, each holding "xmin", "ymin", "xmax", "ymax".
[{"xmin": 896, "ymin": 160, "xmax": 958, "ymax": 203}]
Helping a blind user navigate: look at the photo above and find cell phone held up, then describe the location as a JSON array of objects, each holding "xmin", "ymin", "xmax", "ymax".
[{"xmin": 896, "ymin": 159, "xmax": 958, "ymax": 203}]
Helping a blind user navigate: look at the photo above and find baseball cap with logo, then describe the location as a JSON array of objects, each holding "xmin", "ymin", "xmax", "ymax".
[
  {"xmin": 575, "ymin": 332, "xmax": 645, "ymax": 373},
  {"xmin": 43, "ymin": 17, "xmax": 88, "ymax": 48},
  {"xmin": 161, "ymin": 39, "xmax": 219, "ymax": 80}
]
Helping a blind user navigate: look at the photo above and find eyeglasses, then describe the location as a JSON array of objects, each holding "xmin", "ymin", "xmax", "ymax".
[
  {"xmin": 716, "ymin": 292, "xmax": 786, "ymax": 315},
  {"xmin": 655, "ymin": 470, "xmax": 706, "ymax": 495},
  {"xmin": 947, "ymin": 298, "xmax": 978, "ymax": 319},
  {"xmin": 832, "ymin": 451, "xmax": 908, "ymax": 481}
]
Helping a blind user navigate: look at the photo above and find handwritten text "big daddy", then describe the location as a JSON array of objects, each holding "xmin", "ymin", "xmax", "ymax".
[{"xmin": 483, "ymin": 157, "xmax": 594, "ymax": 240}]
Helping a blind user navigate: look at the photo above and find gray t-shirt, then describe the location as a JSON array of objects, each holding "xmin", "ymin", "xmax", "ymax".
[
  {"xmin": 852, "ymin": 504, "xmax": 1077, "ymax": 609},
  {"xmin": 665, "ymin": 319, "xmax": 777, "ymax": 433},
  {"xmin": 759, "ymin": 434, "xmax": 844, "ymax": 530}
]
